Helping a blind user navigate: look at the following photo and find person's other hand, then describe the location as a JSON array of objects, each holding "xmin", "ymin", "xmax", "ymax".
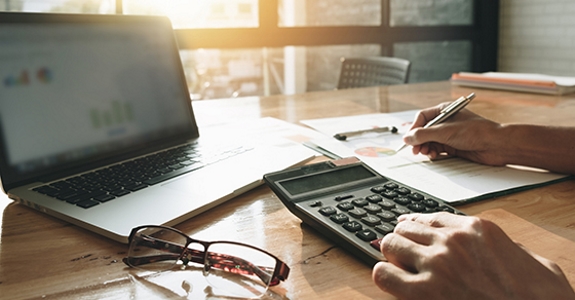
[
  {"xmin": 372, "ymin": 213, "xmax": 575, "ymax": 299},
  {"xmin": 403, "ymin": 104, "xmax": 507, "ymax": 166}
]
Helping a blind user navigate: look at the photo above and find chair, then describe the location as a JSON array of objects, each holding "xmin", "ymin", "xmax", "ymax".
[{"xmin": 336, "ymin": 56, "xmax": 411, "ymax": 89}]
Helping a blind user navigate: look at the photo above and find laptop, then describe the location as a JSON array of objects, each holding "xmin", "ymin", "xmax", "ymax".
[{"xmin": 0, "ymin": 12, "xmax": 315, "ymax": 243}]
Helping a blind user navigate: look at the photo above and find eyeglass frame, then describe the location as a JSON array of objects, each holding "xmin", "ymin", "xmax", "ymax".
[{"xmin": 122, "ymin": 225, "xmax": 290, "ymax": 287}]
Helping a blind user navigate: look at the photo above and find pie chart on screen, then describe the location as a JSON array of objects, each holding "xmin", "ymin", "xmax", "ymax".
[
  {"xmin": 37, "ymin": 67, "xmax": 53, "ymax": 83},
  {"xmin": 355, "ymin": 146, "xmax": 395, "ymax": 157}
]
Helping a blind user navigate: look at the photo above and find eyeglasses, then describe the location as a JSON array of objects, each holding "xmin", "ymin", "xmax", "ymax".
[{"xmin": 122, "ymin": 225, "xmax": 290, "ymax": 299}]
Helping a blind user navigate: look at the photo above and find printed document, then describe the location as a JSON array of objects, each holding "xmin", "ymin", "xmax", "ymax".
[{"xmin": 301, "ymin": 111, "xmax": 569, "ymax": 204}]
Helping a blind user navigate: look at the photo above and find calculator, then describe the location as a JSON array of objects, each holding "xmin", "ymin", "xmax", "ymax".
[{"xmin": 263, "ymin": 157, "xmax": 464, "ymax": 266}]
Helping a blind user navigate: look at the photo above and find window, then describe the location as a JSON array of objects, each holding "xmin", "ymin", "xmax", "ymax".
[
  {"xmin": 123, "ymin": 0, "xmax": 259, "ymax": 29},
  {"xmin": 0, "ymin": 0, "xmax": 115, "ymax": 13},
  {"xmin": 390, "ymin": 0, "xmax": 473, "ymax": 26},
  {"xmin": 1, "ymin": 0, "xmax": 499, "ymax": 99},
  {"xmin": 394, "ymin": 40, "xmax": 472, "ymax": 83},
  {"xmin": 278, "ymin": 0, "xmax": 381, "ymax": 27}
]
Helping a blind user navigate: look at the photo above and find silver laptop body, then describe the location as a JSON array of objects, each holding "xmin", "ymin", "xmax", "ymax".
[{"xmin": 0, "ymin": 12, "xmax": 313, "ymax": 243}]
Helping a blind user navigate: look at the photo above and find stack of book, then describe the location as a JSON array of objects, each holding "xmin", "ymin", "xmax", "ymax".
[{"xmin": 451, "ymin": 72, "xmax": 575, "ymax": 95}]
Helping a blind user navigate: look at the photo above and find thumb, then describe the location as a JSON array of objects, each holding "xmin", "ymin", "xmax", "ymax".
[{"xmin": 403, "ymin": 125, "xmax": 451, "ymax": 147}]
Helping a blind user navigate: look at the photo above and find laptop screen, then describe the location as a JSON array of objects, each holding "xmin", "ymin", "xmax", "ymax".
[{"xmin": 0, "ymin": 13, "xmax": 198, "ymax": 189}]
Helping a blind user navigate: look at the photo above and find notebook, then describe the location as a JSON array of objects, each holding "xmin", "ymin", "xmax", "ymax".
[{"xmin": 0, "ymin": 12, "xmax": 315, "ymax": 243}]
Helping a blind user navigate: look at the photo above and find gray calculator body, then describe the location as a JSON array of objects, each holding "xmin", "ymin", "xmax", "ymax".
[{"xmin": 263, "ymin": 157, "xmax": 464, "ymax": 266}]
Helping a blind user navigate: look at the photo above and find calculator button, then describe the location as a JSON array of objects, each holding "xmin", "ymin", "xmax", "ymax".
[
  {"xmin": 394, "ymin": 196, "xmax": 411, "ymax": 206},
  {"xmin": 343, "ymin": 221, "xmax": 362, "ymax": 232},
  {"xmin": 319, "ymin": 206, "xmax": 337, "ymax": 216},
  {"xmin": 376, "ymin": 211, "xmax": 396, "ymax": 222},
  {"xmin": 379, "ymin": 199, "xmax": 395, "ymax": 210},
  {"xmin": 364, "ymin": 204, "xmax": 382, "ymax": 214},
  {"xmin": 384, "ymin": 182, "xmax": 398, "ymax": 189},
  {"xmin": 375, "ymin": 222, "xmax": 395, "ymax": 235},
  {"xmin": 396, "ymin": 187, "xmax": 411, "ymax": 195},
  {"xmin": 361, "ymin": 215, "xmax": 381, "ymax": 227},
  {"xmin": 408, "ymin": 193, "xmax": 424, "ymax": 201},
  {"xmin": 370, "ymin": 238, "xmax": 383, "ymax": 251},
  {"xmin": 348, "ymin": 208, "xmax": 367, "ymax": 218},
  {"xmin": 391, "ymin": 207, "xmax": 410, "ymax": 216},
  {"xmin": 352, "ymin": 198, "xmax": 369, "ymax": 207},
  {"xmin": 366, "ymin": 194, "xmax": 383, "ymax": 203},
  {"xmin": 370, "ymin": 186, "xmax": 386, "ymax": 193},
  {"xmin": 310, "ymin": 200, "xmax": 322, "ymax": 207},
  {"xmin": 423, "ymin": 199, "xmax": 439, "ymax": 208},
  {"xmin": 382, "ymin": 190, "xmax": 398, "ymax": 199},
  {"xmin": 356, "ymin": 229, "xmax": 377, "ymax": 241},
  {"xmin": 407, "ymin": 202, "xmax": 426, "ymax": 212},
  {"xmin": 330, "ymin": 213, "xmax": 349, "ymax": 224},
  {"xmin": 337, "ymin": 201, "xmax": 355, "ymax": 211}
]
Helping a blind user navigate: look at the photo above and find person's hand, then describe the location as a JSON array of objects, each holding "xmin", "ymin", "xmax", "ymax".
[
  {"xmin": 372, "ymin": 213, "xmax": 575, "ymax": 300},
  {"xmin": 403, "ymin": 103, "xmax": 507, "ymax": 166}
]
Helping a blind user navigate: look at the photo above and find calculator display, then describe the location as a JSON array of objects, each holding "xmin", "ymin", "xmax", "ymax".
[{"xmin": 279, "ymin": 165, "xmax": 376, "ymax": 196}]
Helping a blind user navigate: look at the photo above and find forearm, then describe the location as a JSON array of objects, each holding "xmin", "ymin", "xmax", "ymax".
[{"xmin": 497, "ymin": 124, "xmax": 575, "ymax": 175}]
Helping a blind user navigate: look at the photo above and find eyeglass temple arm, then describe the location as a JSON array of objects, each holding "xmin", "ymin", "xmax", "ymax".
[{"xmin": 123, "ymin": 253, "xmax": 181, "ymax": 266}]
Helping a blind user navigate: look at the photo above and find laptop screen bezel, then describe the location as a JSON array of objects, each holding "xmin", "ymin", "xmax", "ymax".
[{"xmin": 0, "ymin": 12, "xmax": 200, "ymax": 192}]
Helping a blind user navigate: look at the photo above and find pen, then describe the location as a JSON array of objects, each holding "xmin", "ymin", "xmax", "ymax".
[
  {"xmin": 396, "ymin": 92, "xmax": 476, "ymax": 152},
  {"xmin": 334, "ymin": 126, "xmax": 398, "ymax": 141}
]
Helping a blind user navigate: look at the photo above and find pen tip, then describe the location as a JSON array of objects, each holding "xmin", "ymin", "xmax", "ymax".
[
  {"xmin": 333, "ymin": 134, "xmax": 347, "ymax": 141},
  {"xmin": 395, "ymin": 144, "xmax": 407, "ymax": 153}
]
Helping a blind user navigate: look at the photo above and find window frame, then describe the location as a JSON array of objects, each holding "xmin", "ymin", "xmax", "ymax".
[{"xmin": 115, "ymin": 0, "xmax": 498, "ymax": 72}]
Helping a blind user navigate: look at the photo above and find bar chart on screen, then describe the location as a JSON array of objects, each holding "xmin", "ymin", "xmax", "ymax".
[{"xmin": 89, "ymin": 101, "xmax": 135, "ymax": 129}]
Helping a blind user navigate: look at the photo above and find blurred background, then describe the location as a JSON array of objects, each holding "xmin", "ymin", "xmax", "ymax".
[{"xmin": 4, "ymin": 0, "xmax": 570, "ymax": 101}]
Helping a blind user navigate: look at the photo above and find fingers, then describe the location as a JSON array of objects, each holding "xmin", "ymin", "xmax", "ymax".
[
  {"xmin": 410, "ymin": 141, "xmax": 454, "ymax": 159},
  {"xmin": 375, "ymin": 220, "xmax": 445, "ymax": 297},
  {"xmin": 398, "ymin": 212, "xmax": 467, "ymax": 228},
  {"xmin": 409, "ymin": 102, "xmax": 469, "ymax": 131},
  {"xmin": 404, "ymin": 105, "xmax": 481, "ymax": 151},
  {"xmin": 380, "ymin": 214, "xmax": 462, "ymax": 270},
  {"xmin": 379, "ymin": 216, "xmax": 456, "ymax": 273},
  {"xmin": 404, "ymin": 124, "xmax": 451, "ymax": 147},
  {"xmin": 372, "ymin": 261, "xmax": 416, "ymax": 298},
  {"xmin": 409, "ymin": 104, "xmax": 445, "ymax": 130},
  {"xmin": 391, "ymin": 219, "xmax": 439, "ymax": 245},
  {"xmin": 380, "ymin": 231, "xmax": 425, "ymax": 273}
]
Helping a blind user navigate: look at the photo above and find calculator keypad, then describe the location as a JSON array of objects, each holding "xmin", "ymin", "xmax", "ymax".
[{"xmin": 303, "ymin": 181, "xmax": 461, "ymax": 262}]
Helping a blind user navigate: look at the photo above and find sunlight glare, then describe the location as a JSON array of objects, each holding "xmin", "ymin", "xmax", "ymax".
[{"xmin": 124, "ymin": 0, "xmax": 258, "ymax": 29}]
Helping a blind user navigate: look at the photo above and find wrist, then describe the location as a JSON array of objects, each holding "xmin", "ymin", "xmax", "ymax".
[
  {"xmin": 496, "ymin": 124, "xmax": 571, "ymax": 173},
  {"xmin": 496, "ymin": 124, "xmax": 523, "ymax": 165}
]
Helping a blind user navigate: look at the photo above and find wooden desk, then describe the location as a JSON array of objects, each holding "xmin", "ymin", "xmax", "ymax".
[{"xmin": 2, "ymin": 81, "xmax": 575, "ymax": 299}]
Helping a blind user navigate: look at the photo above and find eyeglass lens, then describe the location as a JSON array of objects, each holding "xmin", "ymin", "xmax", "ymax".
[
  {"xmin": 126, "ymin": 226, "xmax": 278, "ymax": 299},
  {"xmin": 203, "ymin": 242, "xmax": 277, "ymax": 298}
]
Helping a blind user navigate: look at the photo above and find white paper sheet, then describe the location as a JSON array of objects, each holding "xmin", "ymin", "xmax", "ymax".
[{"xmin": 301, "ymin": 112, "xmax": 569, "ymax": 203}]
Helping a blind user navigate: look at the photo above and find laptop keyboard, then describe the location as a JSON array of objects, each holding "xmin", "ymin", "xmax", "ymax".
[{"xmin": 32, "ymin": 143, "xmax": 252, "ymax": 209}]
